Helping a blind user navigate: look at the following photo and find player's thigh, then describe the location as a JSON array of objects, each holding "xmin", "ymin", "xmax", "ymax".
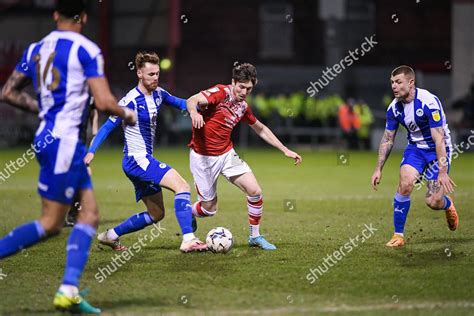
[
  {"xmin": 189, "ymin": 150, "xmax": 221, "ymax": 201},
  {"xmin": 142, "ymin": 191, "xmax": 165, "ymax": 221},
  {"xmin": 40, "ymin": 198, "xmax": 70, "ymax": 234},
  {"xmin": 159, "ymin": 168, "xmax": 190, "ymax": 194},
  {"xmin": 229, "ymin": 172, "xmax": 262, "ymax": 196},
  {"xmin": 76, "ymin": 188, "xmax": 100, "ymax": 228},
  {"xmin": 398, "ymin": 164, "xmax": 419, "ymax": 195}
]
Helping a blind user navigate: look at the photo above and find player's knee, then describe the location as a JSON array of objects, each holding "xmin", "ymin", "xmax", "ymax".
[
  {"xmin": 398, "ymin": 181, "xmax": 413, "ymax": 196},
  {"xmin": 175, "ymin": 181, "xmax": 191, "ymax": 194},
  {"xmin": 149, "ymin": 209, "xmax": 164, "ymax": 222},
  {"xmin": 77, "ymin": 208, "xmax": 100, "ymax": 228},
  {"xmin": 247, "ymin": 187, "xmax": 262, "ymax": 197}
]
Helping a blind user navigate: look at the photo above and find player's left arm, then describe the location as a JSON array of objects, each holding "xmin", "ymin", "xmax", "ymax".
[
  {"xmin": 162, "ymin": 89, "xmax": 187, "ymax": 111},
  {"xmin": 1, "ymin": 70, "xmax": 39, "ymax": 114},
  {"xmin": 250, "ymin": 120, "xmax": 302, "ymax": 165},
  {"xmin": 430, "ymin": 126, "xmax": 455, "ymax": 193}
]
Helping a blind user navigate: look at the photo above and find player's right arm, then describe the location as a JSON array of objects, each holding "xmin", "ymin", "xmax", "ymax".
[
  {"xmin": 1, "ymin": 44, "xmax": 39, "ymax": 113},
  {"xmin": 371, "ymin": 105, "xmax": 398, "ymax": 190},
  {"xmin": 1, "ymin": 71, "xmax": 39, "ymax": 114},
  {"xmin": 83, "ymin": 97, "xmax": 129, "ymax": 165},
  {"xmin": 83, "ymin": 116, "xmax": 121, "ymax": 165},
  {"xmin": 186, "ymin": 92, "xmax": 209, "ymax": 129}
]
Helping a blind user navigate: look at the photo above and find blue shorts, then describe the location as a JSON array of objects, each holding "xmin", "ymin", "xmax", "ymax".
[
  {"xmin": 401, "ymin": 144, "xmax": 451, "ymax": 180},
  {"xmin": 35, "ymin": 132, "xmax": 92, "ymax": 204},
  {"xmin": 122, "ymin": 154, "xmax": 171, "ymax": 202}
]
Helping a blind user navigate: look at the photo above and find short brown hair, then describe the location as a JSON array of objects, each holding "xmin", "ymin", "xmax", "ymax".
[
  {"xmin": 391, "ymin": 65, "xmax": 415, "ymax": 79},
  {"xmin": 232, "ymin": 63, "xmax": 258, "ymax": 86},
  {"xmin": 135, "ymin": 52, "xmax": 160, "ymax": 70}
]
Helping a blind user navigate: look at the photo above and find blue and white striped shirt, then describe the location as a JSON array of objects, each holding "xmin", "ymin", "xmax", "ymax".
[
  {"xmin": 386, "ymin": 88, "xmax": 452, "ymax": 151},
  {"xmin": 89, "ymin": 86, "xmax": 186, "ymax": 161},
  {"xmin": 15, "ymin": 30, "xmax": 103, "ymax": 142}
]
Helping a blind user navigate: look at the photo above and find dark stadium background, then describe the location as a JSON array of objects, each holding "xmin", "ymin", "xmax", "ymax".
[{"xmin": 0, "ymin": 0, "xmax": 472, "ymax": 151}]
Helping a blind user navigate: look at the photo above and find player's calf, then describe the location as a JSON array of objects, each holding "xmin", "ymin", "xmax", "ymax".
[
  {"xmin": 425, "ymin": 196, "xmax": 445, "ymax": 210},
  {"xmin": 247, "ymin": 194, "xmax": 263, "ymax": 237},
  {"xmin": 40, "ymin": 217, "xmax": 65, "ymax": 236},
  {"xmin": 192, "ymin": 201, "xmax": 217, "ymax": 217}
]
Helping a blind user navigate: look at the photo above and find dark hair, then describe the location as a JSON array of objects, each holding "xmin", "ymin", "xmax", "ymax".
[
  {"xmin": 56, "ymin": 0, "xmax": 86, "ymax": 18},
  {"xmin": 391, "ymin": 65, "xmax": 415, "ymax": 79},
  {"xmin": 135, "ymin": 51, "xmax": 160, "ymax": 69},
  {"xmin": 232, "ymin": 63, "xmax": 258, "ymax": 86}
]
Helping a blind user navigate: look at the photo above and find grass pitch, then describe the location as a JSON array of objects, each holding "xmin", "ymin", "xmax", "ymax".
[{"xmin": 0, "ymin": 147, "xmax": 473, "ymax": 315}]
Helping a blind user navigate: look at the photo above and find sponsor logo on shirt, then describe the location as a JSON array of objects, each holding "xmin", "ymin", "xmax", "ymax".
[{"xmin": 407, "ymin": 121, "xmax": 417, "ymax": 132}]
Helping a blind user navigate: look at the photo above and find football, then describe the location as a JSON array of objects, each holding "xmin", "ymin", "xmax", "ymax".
[{"xmin": 206, "ymin": 227, "xmax": 233, "ymax": 253}]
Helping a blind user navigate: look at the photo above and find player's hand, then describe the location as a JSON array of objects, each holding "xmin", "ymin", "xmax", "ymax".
[
  {"xmin": 438, "ymin": 172, "xmax": 456, "ymax": 193},
  {"xmin": 371, "ymin": 169, "xmax": 382, "ymax": 190},
  {"xmin": 284, "ymin": 149, "xmax": 302, "ymax": 165},
  {"xmin": 123, "ymin": 108, "xmax": 137, "ymax": 126},
  {"xmin": 191, "ymin": 111, "xmax": 205, "ymax": 129},
  {"xmin": 84, "ymin": 152, "xmax": 95, "ymax": 166}
]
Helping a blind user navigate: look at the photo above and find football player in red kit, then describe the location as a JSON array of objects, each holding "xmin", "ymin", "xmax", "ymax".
[{"xmin": 186, "ymin": 63, "xmax": 302, "ymax": 250}]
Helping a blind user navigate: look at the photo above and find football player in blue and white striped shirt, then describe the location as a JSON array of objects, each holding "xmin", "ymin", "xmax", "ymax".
[
  {"xmin": 371, "ymin": 65, "xmax": 459, "ymax": 247},
  {"xmin": 0, "ymin": 0, "xmax": 136, "ymax": 313},
  {"xmin": 85, "ymin": 52, "xmax": 207, "ymax": 253}
]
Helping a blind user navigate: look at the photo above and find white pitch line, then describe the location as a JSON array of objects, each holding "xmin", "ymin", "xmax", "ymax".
[{"xmin": 128, "ymin": 301, "xmax": 474, "ymax": 316}]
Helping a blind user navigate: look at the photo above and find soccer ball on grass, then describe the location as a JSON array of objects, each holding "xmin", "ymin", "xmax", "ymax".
[{"xmin": 206, "ymin": 227, "xmax": 233, "ymax": 253}]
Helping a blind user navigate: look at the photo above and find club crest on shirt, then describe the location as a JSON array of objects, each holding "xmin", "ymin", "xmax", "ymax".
[
  {"xmin": 416, "ymin": 109, "xmax": 424, "ymax": 117},
  {"xmin": 432, "ymin": 110, "xmax": 441, "ymax": 122},
  {"xmin": 155, "ymin": 96, "xmax": 161, "ymax": 105}
]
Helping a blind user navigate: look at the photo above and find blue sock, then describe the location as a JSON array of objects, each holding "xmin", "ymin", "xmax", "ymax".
[
  {"xmin": 174, "ymin": 192, "xmax": 193, "ymax": 235},
  {"xmin": 443, "ymin": 196, "xmax": 452, "ymax": 210},
  {"xmin": 393, "ymin": 192, "xmax": 411, "ymax": 235},
  {"xmin": 0, "ymin": 221, "xmax": 45, "ymax": 258},
  {"xmin": 62, "ymin": 223, "xmax": 96, "ymax": 287},
  {"xmin": 113, "ymin": 211, "xmax": 154, "ymax": 237}
]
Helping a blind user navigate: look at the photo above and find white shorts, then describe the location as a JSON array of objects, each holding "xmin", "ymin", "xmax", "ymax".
[{"xmin": 190, "ymin": 148, "xmax": 252, "ymax": 201}]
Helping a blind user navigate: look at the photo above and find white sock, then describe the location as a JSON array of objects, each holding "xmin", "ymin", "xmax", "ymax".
[
  {"xmin": 395, "ymin": 232, "xmax": 404, "ymax": 237},
  {"xmin": 59, "ymin": 284, "xmax": 79, "ymax": 298},
  {"xmin": 249, "ymin": 224, "xmax": 260, "ymax": 238},
  {"xmin": 107, "ymin": 229, "xmax": 119, "ymax": 240},
  {"xmin": 183, "ymin": 233, "xmax": 196, "ymax": 242}
]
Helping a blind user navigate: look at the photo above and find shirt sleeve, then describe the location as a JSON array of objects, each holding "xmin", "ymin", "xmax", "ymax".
[
  {"xmin": 89, "ymin": 99, "xmax": 131, "ymax": 153},
  {"xmin": 424, "ymin": 97, "xmax": 444, "ymax": 128},
  {"xmin": 200, "ymin": 85, "xmax": 226, "ymax": 106},
  {"xmin": 161, "ymin": 89, "xmax": 186, "ymax": 111},
  {"xmin": 14, "ymin": 46, "xmax": 32, "ymax": 78},
  {"xmin": 241, "ymin": 105, "xmax": 258, "ymax": 125},
  {"xmin": 78, "ymin": 46, "xmax": 104, "ymax": 79},
  {"xmin": 385, "ymin": 107, "xmax": 399, "ymax": 131}
]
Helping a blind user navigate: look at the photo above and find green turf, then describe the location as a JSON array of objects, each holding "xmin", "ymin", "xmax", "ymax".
[{"xmin": 0, "ymin": 147, "xmax": 473, "ymax": 315}]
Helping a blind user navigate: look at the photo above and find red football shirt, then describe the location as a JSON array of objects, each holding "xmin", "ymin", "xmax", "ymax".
[{"xmin": 188, "ymin": 84, "xmax": 257, "ymax": 156}]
